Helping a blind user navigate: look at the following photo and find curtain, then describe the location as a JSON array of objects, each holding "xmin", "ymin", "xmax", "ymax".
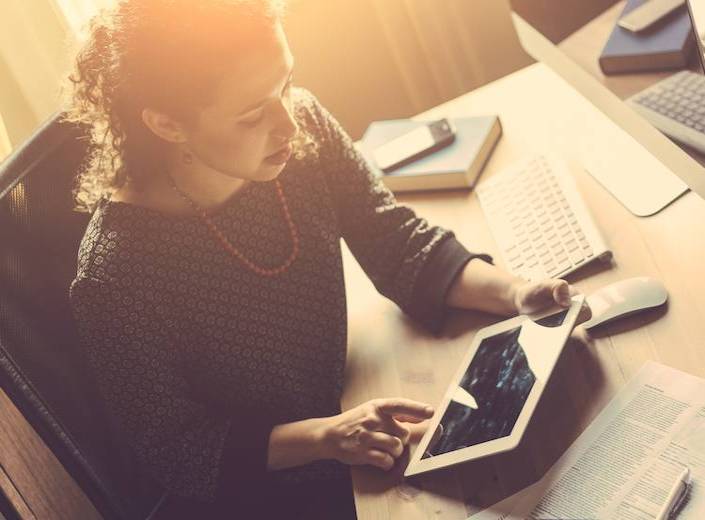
[
  {"xmin": 0, "ymin": 112, "xmax": 11, "ymax": 163},
  {"xmin": 370, "ymin": 0, "xmax": 531, "ymax": 111},
  {"xmin": 0, "ymin": 0, "xmax": 531, "ymax": 148},
  {"xmin": 285, "ymin": 0, "xmax": 532, "ymax": 138},
  {"xmin": 0, "ymin": 0, "xmax": 112, "ymax": 150},
  {"xmin": 0, "ymin": 0, "xmax": 66, "ymax": 147}
]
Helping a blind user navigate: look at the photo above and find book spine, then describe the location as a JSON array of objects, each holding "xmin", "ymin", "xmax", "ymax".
[
  {"xmin": 599, "ymin": 47, "xmax": 693, "ymax": 75},
  {"xmin": 466, "ymin": 118, "xmax": 502, "ymax": 188}
]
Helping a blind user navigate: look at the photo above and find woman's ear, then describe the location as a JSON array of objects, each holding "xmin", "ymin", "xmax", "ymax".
[{"xmin": 141, "ymin": 108, "xmax": 188, "ymax": 144}]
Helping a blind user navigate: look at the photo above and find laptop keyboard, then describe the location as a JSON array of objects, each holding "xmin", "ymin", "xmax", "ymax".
[{"xmin": 631, "ymin": 71, "xmax": 705, "ymax": 134}]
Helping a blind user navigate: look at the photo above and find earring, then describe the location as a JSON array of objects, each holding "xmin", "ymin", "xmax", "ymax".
[{"xmin": 182, "ymin": 150, "xmax": 194, "ymax": 165}]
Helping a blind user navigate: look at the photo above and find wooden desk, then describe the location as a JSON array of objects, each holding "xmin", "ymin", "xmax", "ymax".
[
  {"xmin": 3, "ymin": 6, "xmax": 705, "ymax": 519},
  {"xmin": 343, "ymin": 22, "xmax": 705, "ymax": 519}
]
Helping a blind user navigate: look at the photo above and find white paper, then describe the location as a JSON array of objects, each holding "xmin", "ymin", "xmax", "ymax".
[{"xmin": 470, "ymin": 361, "xmax": 705, "ymax": 519}]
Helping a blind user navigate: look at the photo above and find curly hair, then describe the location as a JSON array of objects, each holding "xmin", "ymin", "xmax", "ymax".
[{"xmin": 62, "ymin": 0, "xmax": 317, "ymax": 213}]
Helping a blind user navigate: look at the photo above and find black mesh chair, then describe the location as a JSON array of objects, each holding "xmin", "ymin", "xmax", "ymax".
[{"xmin": 0, "ymin": 113, "xmax": 167, "ymax": 519}]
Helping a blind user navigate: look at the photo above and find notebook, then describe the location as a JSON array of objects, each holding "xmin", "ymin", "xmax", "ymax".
[{"xmin": 356, "ymin": 116, "xmax": 502, "ymax": 193}]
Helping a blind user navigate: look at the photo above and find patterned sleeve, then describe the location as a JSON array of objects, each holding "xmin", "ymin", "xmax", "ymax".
[
  {"xmin": 298, "ymin": 89, "xmax": 492, "ymax": 332},
  {"xmin": 69, "ymin": 277, "xmax": 274, "ymax": 504}
]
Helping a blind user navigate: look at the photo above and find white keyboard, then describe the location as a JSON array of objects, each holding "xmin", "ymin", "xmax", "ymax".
[
  {"xmin": 477, "ymin": 155, "xmax": 611, "ymax": 281},
  {"xmin": 628, "ymin": 71, "xmax": 705, "ymax": 155}
]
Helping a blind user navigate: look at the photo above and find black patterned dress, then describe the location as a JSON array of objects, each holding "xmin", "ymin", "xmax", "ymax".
[{"xmin": 69, "ymin": 88, "xmax": 490, "ymax": 516}]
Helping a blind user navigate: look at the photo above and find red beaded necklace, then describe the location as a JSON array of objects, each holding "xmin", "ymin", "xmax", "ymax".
[{"xmin": 167, "ymin": 175, "xmax": 299, "ymax": 276}]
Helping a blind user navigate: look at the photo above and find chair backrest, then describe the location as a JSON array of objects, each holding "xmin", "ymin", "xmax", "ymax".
[{"xmin": 0, "ymin": 113, "xmax": 164, "ymax": 520}]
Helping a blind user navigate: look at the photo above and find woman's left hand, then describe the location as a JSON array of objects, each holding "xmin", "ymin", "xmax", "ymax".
[
  {"xmin": 512, "ymin": 279, "xmax": 593, "ymax": 326},
  {"xmin": 512, "ymin": 278, "xmax": 573, "ymax": 315}
]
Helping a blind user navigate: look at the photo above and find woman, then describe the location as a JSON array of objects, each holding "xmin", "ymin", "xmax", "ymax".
[{"xmin": 65, "ymin": 0, "xmax": 582, "ymax": 517}]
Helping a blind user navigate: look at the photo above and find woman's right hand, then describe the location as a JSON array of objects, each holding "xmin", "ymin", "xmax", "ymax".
[{"xmin": 318, "ymin": 398, "xmax": 434, "ymax": 471}]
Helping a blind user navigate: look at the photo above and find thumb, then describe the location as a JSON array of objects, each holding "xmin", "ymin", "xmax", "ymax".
[
  {"xmin": 551, "ymin": 279, "xmax": 571, "ymax": 307},
  {"xmin": 408, "ymin": 420, "xmax": 431, "ymax": 444}
]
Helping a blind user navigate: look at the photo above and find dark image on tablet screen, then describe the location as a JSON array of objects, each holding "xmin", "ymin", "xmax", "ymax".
[
  {"xmin": 422, "ymin": 325, "xmax": 535, "ymax": 458},
  {"xmin": 422, "ymin": 308, "xmax": 569, "ymax": 458}
]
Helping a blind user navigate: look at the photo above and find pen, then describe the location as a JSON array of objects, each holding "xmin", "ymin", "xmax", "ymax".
[{"xmin": 655, "ymin": 466, "xmax": 691, "ymax": 520}]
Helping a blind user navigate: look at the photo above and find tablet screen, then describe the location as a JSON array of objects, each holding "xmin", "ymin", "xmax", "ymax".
[{"xmin": 422, "ymin": 308, "xmax": 569, "ymax": 459}]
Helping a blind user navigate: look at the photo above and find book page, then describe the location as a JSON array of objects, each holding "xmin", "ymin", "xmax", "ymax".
[{"xmin": 470, "ymin": 361, "xmax": 705, "ymax": 519}]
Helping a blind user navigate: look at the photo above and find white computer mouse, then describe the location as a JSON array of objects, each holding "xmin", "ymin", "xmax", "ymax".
[{"xmin": 582, "ymin": 277, "xmax": 668, "ymax": 330}]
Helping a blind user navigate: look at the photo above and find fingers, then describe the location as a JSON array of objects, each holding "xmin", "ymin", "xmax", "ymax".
[
  {"xmin": 364, "ymin": 408, "xmax": 411, "ymax": 444},
  {"xmin": 408, "ymin": 420, "xmax": 432, "ymax": 444},
  {"xmin": 353, "ymin": 430, "xmax": 405, "ymax": 471},
  {"xmin": 360, "ymin": 430, "xmax": 405, "ymax": 458},
  {"xmin": 390, "ymin": 414, "xmax": 429, "ymax": 424},
  {"xmin": 335, "ymin": 398, "xmax": 434, "ymax": 471},
  {"xmin": 375, "ymin": 398, "xmax": 434, "ymax": 421},
  {"xmin": 378, "ymin": 416, "xmax": 411, "ymax": 444},
  {"xmin": 364, "ymin": 449, "xmax": 395, "ymax": 471},
  {"xmin": 551, "ymin": 279, "xmax": 572, "ymax": 307},
  {"xmin": 517, "ymin": 279, "xmax": 572, "ymax": 314}
]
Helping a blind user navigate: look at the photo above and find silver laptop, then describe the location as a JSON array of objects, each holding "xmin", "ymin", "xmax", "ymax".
[{"xmin": 628, "ymin": 0, "xmax": 705, "ymax": 154}]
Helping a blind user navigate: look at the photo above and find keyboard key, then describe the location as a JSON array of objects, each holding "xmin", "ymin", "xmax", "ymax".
[
  {"xmin": 569, "ymin": 250, "xmax": 585, "ymax": 264},
  {"xmin": 477, "ymin": 154, "xmax": 608, "ymax": 281}
]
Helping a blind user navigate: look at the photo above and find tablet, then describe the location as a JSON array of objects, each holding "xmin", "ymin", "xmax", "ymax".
[{"xmin": 404, "ymin": 295, "xmax": 585, "ymax": 478}]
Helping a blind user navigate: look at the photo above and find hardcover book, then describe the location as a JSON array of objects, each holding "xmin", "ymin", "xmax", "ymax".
[
  {"xmin": 356, "ymin": 116, "xmax": 502, "ymax": 193},
  {"xmin": 599, "ymin": 0, "xmax": 695, "ymax": 75}
]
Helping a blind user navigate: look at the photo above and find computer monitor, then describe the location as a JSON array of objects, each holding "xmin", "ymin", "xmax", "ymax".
[
  {"xmin": 686, "ymin": 0, "xmax": 705, "ymax": 73},
  {"xmin": 511, "ymin": 11, "xmax": 705, "ymax": 213}
]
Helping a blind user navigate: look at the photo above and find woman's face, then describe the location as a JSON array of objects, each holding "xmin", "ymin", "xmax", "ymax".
[{"xmin": 182, "ymin": 21, "xmax": 298, "ymax": 182}]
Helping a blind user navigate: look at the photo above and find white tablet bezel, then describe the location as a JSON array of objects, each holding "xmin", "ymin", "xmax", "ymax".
[{"xmin": 404, "ymin": 295, "xmax": 585, "ymax": 478}]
